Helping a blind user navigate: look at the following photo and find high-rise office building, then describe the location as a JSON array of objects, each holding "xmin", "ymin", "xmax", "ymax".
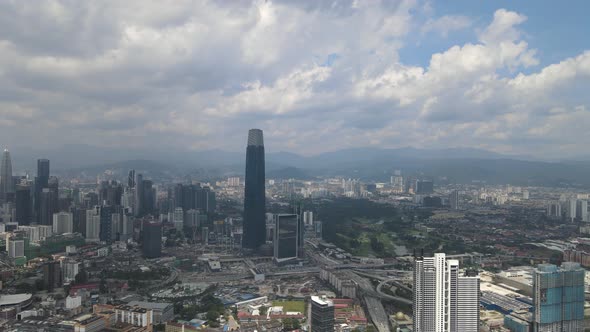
[
  {"xmin": 303, "ymin": 211, "xmax": 314, "ymax": 226},
  {"xmin": 52, "ymin": 212, "xmax": 73, "ymax": 235},
  {"xmin": 0, "ymin": 149, "xmax": 14, "ymax": 200},
  {"xmin": 311, "ymin": 296, "xmax": 335, "ymax": 332},
  {"xmin": 547, "ymin": 202, "xmax": 562, "ymax": 219},
  {"xmin": 576, "ymin": 200, "xmax": 588, "ymax": 222},
  {"xmin": 15, "ymin": 184, "xmax": 31, "ymax": 225},
  {"xmin": 7, "ymin": 236, "xmax": 25, "ymax": 258},
  {"xmin": 415, "ymin": 180, "xmax": 434, "ymax": 194},
  {"xmin": 35, "ymin": 159, "xmax": 50, "ymax": 222},
  {"xmin": 37, "ymin": 159, "xmax": 50, "ymax": 182},
  {"xmin": 292, "ymin": 203, "xmax": 305, "ymax": 259},
  {"xmin": 566, "ymin": 198, "xmax": 577, "ymax": 222},
  {"xmin": 99, "ymin": 205, "xmax": 114, "ymax": 243},
  {"xmin": 196, "ymin": 186, "xmax": 216, "ymax": 213},
  {"xmin": 533, "ymin": 262, "xmax": 585, "ymax": 332},
  {"xmin": 61, "ymin": 259, "xmax": 80, "ymax": 283},
  {"xmin": 391, "ymin": 175, "xmax": 404, "ymax": 192},
  {"xmin": 173, "ymin": 207, "xmax": 184, "ymax": 230},
  {"xmin": 39, "ymin": 188, "xmax": 57, "ymax": 225},
  {"xmin": 456, "ymin": 270, "xmax": 480, "ymax": 331},
  {"xmin": 174, "ymin": 183, "xmax": 216, "ymax": 214},
  {"xmin": 202, "ymin": 226, "xmax": 209, "ymax": 244},
  {"xmin": 449, "ymin": 190, "xmax": 459, "ymax": 210},
  {"xmin": 43, "ymin": 261, "xmax": 62, "ymax": 292},
  {"xmin": 128, "ymin": 169, "xmax": 135, "ymax": 188},
  {"xmin": 185, "ymin": 209, "xmax": 199, "ymax": 229},
  {"xmin": 85, "ymin": 208, "xmax": 100, "ymax": 242},
  {"xmin": 98, "ymin": 180, "xmax": 122, "ymax": 206},
  {"xmin": 142, "ymin": 221, "xmax": 162, "ymax": 258},
  {"xmin": 413, "ymin": 252, "xmax": 480, "ymax": 332},
  {"xmin": 243, "ymin": 129, "xmax": 266, "ymax": 250},
  {"xmin": 120, "ymin": 214, "xmax": 134, "ymax": 242},
  {"xmin": 273, "ymin": 214, "xmax": 298, "ymax": 263},
  {"xmin": 134, "ymin": 173, "xmax": 144, "ymax": 217},
  {"xmin": 142, "ymin": 180, "xmax": 154, "ymax": 215}
]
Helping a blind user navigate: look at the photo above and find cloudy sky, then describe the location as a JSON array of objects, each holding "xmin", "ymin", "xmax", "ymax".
[{"xmin": 0, "ymin": 0, "xmax": 589, "ymax": 158}]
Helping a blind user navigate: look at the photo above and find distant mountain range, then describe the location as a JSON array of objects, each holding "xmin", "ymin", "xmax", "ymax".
[
  {"xmin": 7, "ymin": 144, "xmax": 525, "ymax": 171},
  {"xmin": 7, "ymin": 144, "xmax": 590, "ymax": 187}
]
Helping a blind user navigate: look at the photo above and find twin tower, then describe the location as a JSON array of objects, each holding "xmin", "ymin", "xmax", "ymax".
[{"xmin": 242, "ymin": 129, "xmax": 266, "ymax": 250}]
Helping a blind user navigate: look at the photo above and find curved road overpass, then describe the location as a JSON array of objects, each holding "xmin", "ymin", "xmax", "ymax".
[{"xmin": 376, "ymin": 279, "xmax": 413, "ymax": 305}]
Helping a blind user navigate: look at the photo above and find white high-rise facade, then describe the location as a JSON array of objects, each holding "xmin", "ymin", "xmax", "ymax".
[
  {"xmin": 7, "ymin": 237, "xmax": 25, "ymax": 258},
  {"xmin": 577, "ymin": 200, "xmax": 588, "ymax": 222},
  {"xmin": 173, "ymin": 207, "xmax": 183, "ymax": 230},
  {"xmin": 85, "ymin": 208, "xmax": 100, "ymax": 242},
  {"xmin": 413, "ymin": 253, "xmax": 480, "ymax": 332},
  {"xmin": 567, "ymin": 198, "xmax": 577, "ymax": 222},
  {"xmin": 52, "ymin": 212, "xmax": 73, "ymax": 234},
  {"xmin": 303, "ymin": 211, "xmax": 314, "ymax": 226},
  {"xmin": 0, "ymin": 149, "xmax": 14, "ymax": 200}
]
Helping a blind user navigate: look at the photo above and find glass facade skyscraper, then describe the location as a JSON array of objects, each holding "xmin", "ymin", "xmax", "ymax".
[
  {"xmin": 35, "ymin": 159, "xmax": 50, "ymax": 223},
  {"xmin": 533, "ymin": 262, "xmax": 585, "ymax": 332},
  {"xmin": 311, "ymin": 295, "xmax": 334, "ymax": 332},
  {"xmin": 242, "ymin": 129, "xmax": 266, "ymax": 250},
  {"xmin": 273, "ymin": 214, "xmax": 298, "ymax": 262},
  {"xmin": 0, "ymin": 149, "xmax": 14, "ymax": 200},
  {"xmin": 142, "ymin": 221, "xmax": 162, "ymax": 258}
]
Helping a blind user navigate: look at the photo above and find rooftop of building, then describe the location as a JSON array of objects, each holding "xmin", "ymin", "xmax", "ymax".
[
  {"xmin": 115, "ymin": 305, "xmax": 149, "ymax": 313},
  {"xmin": 126, "ymin": 301, "xmax": 172, "ymax": 310},
  {"xmin": 0, "ymin": 293, "xmax": 32, "ymax": 306},
  {"xmin": 311, "ymin": 295, "xmax": 333, "ymax": 307}
]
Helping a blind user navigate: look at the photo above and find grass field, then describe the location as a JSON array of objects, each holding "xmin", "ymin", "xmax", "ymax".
[{"xmin": 272, "ymin": 300, "xmax": 305, "ymax": 313}]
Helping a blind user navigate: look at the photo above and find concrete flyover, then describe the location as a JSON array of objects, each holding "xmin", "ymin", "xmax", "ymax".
[
  {"xmin": 352, "ymin": 270, "xmax": 412, "ymax": 292},
  {"xmin": 376, "ymin": 279, "xmax": 413, "ymax": 305}
]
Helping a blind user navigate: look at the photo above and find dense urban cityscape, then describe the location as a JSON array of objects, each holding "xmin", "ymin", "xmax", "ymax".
[
  {"xmin": 0, "ymin": 127, "xmax": 587, "ymax": 331},
  {"xmin": 1, "ymin": 1, "xmax": 589, "ymax": 332}
]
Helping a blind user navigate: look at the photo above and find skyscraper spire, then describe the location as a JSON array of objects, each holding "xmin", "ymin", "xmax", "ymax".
[{"xmin": 0, "ymin": 148, "xmax": 14, "ymax": 200}]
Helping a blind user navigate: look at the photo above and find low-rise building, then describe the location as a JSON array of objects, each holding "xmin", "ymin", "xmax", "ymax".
[
  {"xmin": 115, "ymin": 305, "xmax": 153, "ymax": 328},
  {"xmin": 127, "ymin": 301, "xmax": 174, "ymax": 324}
]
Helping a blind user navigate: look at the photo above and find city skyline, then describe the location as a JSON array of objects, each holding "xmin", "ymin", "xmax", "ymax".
[
  {"xmin": 0, "ymin": 2, "xmax": 589, "ymax": 332},
  {"xmin": 0, "ymin": 1, "xmax": 588, "ymax": 157}
]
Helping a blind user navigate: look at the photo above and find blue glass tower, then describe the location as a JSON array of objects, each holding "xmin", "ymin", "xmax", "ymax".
[
  {"xmin": 242, "ymin": 129, "xmax": 266, "ymax": 250},
  {"xmin": 533, "ymin": 262, "xmax": 585, "ymax": 332}
]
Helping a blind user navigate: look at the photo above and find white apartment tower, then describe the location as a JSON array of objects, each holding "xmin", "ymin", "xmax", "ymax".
[
  {"xmin": 85, "ymin": 208, "xmax": 100, "ymax": 242},
  {"xmin": 303, "ymin": 211, "xmax": 314, "ymax": 226},
  {"xmin": 53, "ymin": 212, "xmax": 73, "ymax": 234},
  {"xmin": 577, "ymin": 200, "xmax": 588, "ymax": 222},
  {"xmin": 413, "ymin": 252, "xmax": 480, "ymax": 332},
  {"xmin": 567, "ymin": 198, "xmax": 577, "ymax": 222}
]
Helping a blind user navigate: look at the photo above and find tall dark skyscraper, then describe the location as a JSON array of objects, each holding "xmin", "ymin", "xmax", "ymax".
[
  {"xmin": 35, "ymin": 159, "xmax": 50, "ymax": 223},
  {"xmin": 273, "ymin": 214, "xmax": 298, "ymax": 262},
  {"xmin": 39, "ymin": 188, "xmax": 57, "ymax": 225},
  {"xmin": 415, "ymin": 179, "xmax": 434, "ymax": 194},
  {"xmin": 174, "ymin": 183, "xmax": 216, "ymax": 215},
  {"xmin": 43, "ymin": 261, "xmax": 62, "ymax": 292},
  {"xmin": 99, "ymin": 205, "xmax": 114, "ymax": 243},
  {"xmin": 37, "ymin": 159, "xmax": 50, "ymax": 185},
  {"xmin": 15, "ymin": 184, "xmax": 32, "ymax": 225},
  {"xmin": 134, "ymin": 173, "xmax": 143, "ymax": 217},
  {"xmin": 242, "ymin": 129, "xmax": 266, "ymax": 250},
  {"xmin": 142, "ymin": 179, "xmax": 154, "ymax": 215},
  {"xmin": 0, "ymin": 149, "xmax": 14, "ymax": 200},
  {"xmin": 128, "ymin": 169, "xmax": 135, "ymax": 188},
  {"xmin": 142, "ymin": 221, "xmax": 162, "ymax": 258}
]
